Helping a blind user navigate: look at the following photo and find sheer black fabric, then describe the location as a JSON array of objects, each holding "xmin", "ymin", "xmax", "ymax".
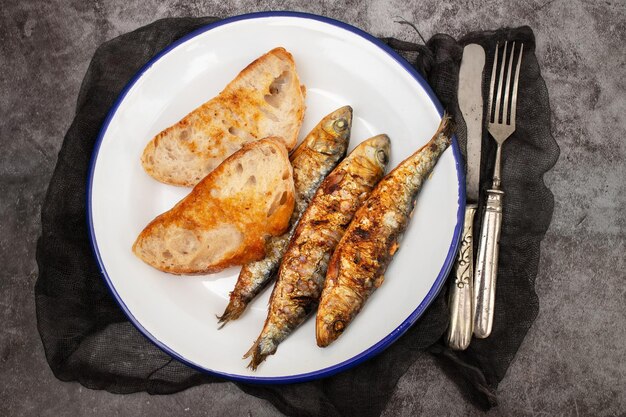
[{"xmin": 36, "ymin": 17, "xmax": 558, "ymax": 416}]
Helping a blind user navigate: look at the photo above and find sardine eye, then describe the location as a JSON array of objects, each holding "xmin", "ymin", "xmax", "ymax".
[
  {"xmin": 376, "ymin": 149, "xmax": 389, "ymax": 165},
  {"xmin": 333, "ymin": 119, "xmax": 348, "ymax": 132},
  {"xmin": 333, "ymin": 320, "xmax": 345, "ymax": 333}
]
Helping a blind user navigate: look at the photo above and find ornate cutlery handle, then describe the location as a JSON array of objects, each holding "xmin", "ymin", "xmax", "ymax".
[
  {"xmin": 446, "ymin": 204, "xmax": 477, "ymax": 350},
  {"xmin": 473, "ymin": 188, "xmax": 504, "ymax": 338}
]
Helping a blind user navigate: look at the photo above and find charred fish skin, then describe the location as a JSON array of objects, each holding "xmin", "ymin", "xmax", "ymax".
[
  {"xmin": 245, "ymin": 135, "xmax": 391, "ymax": 369},
  {"xmin": 316, "ymin": 115, "xmax": 454, "ymax": 348},
  {"xmin": 217, "ymin": 106, "xmax": 353, "ymax": 326}
]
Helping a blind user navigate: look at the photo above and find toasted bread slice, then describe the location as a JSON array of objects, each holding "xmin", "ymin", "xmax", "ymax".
[
  {"xmin": 141, "ymin": 47, "xmax": 306, "ymax": 187},
  {"xmin": 133, "ymin": 138, "xmax": 295, "ymax": 274}
]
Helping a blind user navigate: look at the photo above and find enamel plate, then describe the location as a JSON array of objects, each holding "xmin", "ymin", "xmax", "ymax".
[{"xmin": 88, "ymin": 12, "xmax": 464, "ymax": 382}]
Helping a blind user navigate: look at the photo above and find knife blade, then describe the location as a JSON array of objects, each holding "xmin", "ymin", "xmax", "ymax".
[
  {"xmin": 459, "ymin": 44, "xmax": 485, "ymax": 204},
  {"xmin": 446, "ymin": 43, "xmax": 485, "ymax": 351}
]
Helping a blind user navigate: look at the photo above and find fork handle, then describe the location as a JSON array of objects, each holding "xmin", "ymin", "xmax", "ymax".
[
  {"xmin": 473, "ymin": 188, "xmax": 504, "ymax": 338},
  {"xmin": 446, "ymin": 204, "xmax": 477, "ymax": 350}
]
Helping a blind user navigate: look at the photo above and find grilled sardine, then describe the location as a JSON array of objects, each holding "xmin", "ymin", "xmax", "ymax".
[
  {"xmin": 316, "ymin": 115, "xmax": 454, "ymax": 347},
  {"xmin": 217, "ymin": 106, "xmax": 353, "ymax": 326},
  {"xmin": 245, "ymin": 135, "xmax": 391, "ymax": 369}
]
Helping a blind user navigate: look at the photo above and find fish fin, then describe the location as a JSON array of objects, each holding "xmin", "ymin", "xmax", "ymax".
[
  {"xmin": 216, "ymin": 298, "xmax": 246, "ymax": 328},
  {"xmin": 216, "ymin": 311, "xmax": 231, "ymax": 329},
  {"xmin": 243, "ymin": 338, "xmax": 259, "ymax": 360},
  {"xmin": 321, "ymin": 170, "xmax": 346, "ymax": 194},
  {"xmin": 244, "ymin": 337, "xmax": 269, "ymax": 371},
  {"xmin": 374, "ymin": 275, "xmax": 385, "ymax": 288},
  {"xmin": 247, "ymin": 351, "xmax": 268, "ymax": 371},
  {"xmin": 216, "ymin": 311, "xmax": 235, "ymax": 329},
  {"xmin": 216, "ymin": 315, "xmax": 227, "ymax": 330},
  {"xmin": 389, "ymin": 241, "xmax": 400, "ymax": 256},
  {"xmin": 438, "ymin": 112, "xmax": 455, "ymax": 141},
  {"xmin": 289, "ymin": 140, "xmax": 306, "ymax": 162}
]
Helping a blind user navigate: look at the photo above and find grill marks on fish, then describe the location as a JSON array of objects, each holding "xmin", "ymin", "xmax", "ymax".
[
  {"xmin": 245, "ymin": 135, "xmax": 391, "ymax": 369},
  {"xmin": 217, "ymin": 107, "xmax": 352, "ymax": 326},
  {"xmin": 316, "ymin": 115, "xmax": 454, "ymax": 347}
]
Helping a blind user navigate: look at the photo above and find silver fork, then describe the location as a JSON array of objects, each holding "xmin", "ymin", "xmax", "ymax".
[{"xmin": 473, "ymin": 41, "xmax": 524, "ymax": 339}]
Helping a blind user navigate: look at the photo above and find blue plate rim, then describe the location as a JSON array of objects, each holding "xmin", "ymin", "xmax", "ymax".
[{"xmin": 86, "ymin": 10, "xmax": 466, "ymax": 384}]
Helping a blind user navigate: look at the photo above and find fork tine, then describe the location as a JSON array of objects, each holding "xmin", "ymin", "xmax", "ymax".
[
  {"xmin": 510, "ymin": 43, "xmax": 524, "ymax": 129},
  {"xmin": 502, "ymin": 42, "xmax": 515, "ymax": 125},
  {"xmin": 494, "ymin": 41, "xmax": 508, "ymax": 124},
  {"xmin": 487, "ymin": 42, "xmax": 499, "ymax": 122}
]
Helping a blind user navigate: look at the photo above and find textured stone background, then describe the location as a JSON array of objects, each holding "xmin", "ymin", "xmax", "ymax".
[{"xmin": 1, "ymin": 0, "xmax": 625, "ymax": 416}]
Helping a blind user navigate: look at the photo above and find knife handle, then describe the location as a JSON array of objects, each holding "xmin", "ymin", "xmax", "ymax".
[
  {"xmin": 473, "ymin": 188, "xmax": 504, "ymax": 338},
  {"xmin": 446, "ymin": 204, "xmax": 477, "ymax": 350}
]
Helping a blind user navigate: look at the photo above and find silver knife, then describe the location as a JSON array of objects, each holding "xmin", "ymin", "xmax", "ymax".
[{"xmin": 446, "ymin": 43, "xmax": 485, "ymax": 351}]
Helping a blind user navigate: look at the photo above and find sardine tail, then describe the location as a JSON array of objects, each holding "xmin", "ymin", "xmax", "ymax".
[
  {"xmin": 439, "ymin": 111, "xmax": 456, "ymax": 140},
  {"xmin": 216, "ymin": 298, "xmax": 246, "ymax": 329},
  {"xmin": 246, "ymin": 350, "xmax": 268, "ymax": 371},
  {"xmin": 243, "ymin": 339, "xmax": 257, "ymax": 360},
  {"xmin": 244, "ymin": 330, "xmax": 280, "ymax": 370},
  {"xmin": 244, "ymin": 338, "xmax": 268, "ymax": 371}
]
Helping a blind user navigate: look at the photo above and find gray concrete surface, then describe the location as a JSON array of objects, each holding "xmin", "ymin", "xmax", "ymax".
[{"xmin": 1, "ymin": 0, "xmax": 624, "ymax": 416}]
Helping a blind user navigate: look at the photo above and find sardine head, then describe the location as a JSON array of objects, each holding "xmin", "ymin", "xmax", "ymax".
[
  {"xmin": 371, "ymin": 134, "xmax": 391, "ymax": 168},
  {"xmin": 321, "ymin": 105, "xmax": 353, "ymax": 140},
  {"xmin": 316, "ymin": 285, "xmax": 362, "ymax": 347},
  {"xmin": 306, "ymin": 106, "xmax": 352, "ymax": 157},
  {"xmin": 316, "ymin": 317, "xmax": 345, "ymax": 348},
  {"xmin": 292, "ymin": 106, "xmax": 352, "ymax": 163},
  {"xmin": 349, "ymin": 134, "xmax": 391, "ymax": 177}
]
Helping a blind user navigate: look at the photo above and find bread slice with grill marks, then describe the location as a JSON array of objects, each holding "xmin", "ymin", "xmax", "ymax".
[
  {"xmin": 141, "ymin": 47, "xmax": 306, "ymax": 187},
  {"xmin": 133, "ymin": 138, "xmax": 296, "ymax": 274}
]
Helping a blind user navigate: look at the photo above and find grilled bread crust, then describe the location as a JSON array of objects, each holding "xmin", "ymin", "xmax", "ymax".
[
  {"xmin": 133, "ymin": 138, "xmax": 296, "ymax": 274},
  {"xmin": 141, "ymin": 47, "xmax": 306, "ymax": 187}
]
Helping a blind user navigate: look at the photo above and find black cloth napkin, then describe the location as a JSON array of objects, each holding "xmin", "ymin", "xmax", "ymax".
[{"xmin": 35, "ymin": 16, "xmax": 559, "ymax": 416}]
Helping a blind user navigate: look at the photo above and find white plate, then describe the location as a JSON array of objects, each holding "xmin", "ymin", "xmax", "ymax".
[{"xmin": 88, "ymin": 12, "xmax": 465, "ymax": 383}]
